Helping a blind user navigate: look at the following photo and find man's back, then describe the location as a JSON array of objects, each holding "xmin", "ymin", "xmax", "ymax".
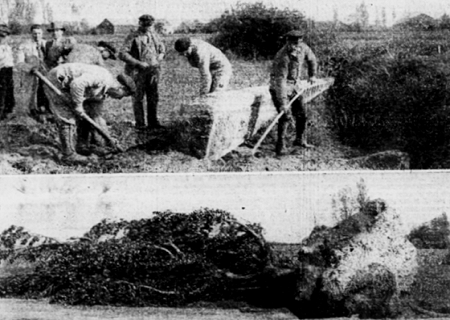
[{"xmin": 187, "ymin": 39, "xmax": 230, "ymax": 71}]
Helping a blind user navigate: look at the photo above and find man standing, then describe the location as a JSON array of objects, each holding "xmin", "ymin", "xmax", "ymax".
[
  {"xmin": 119, "ymin": 14, "xmax": 166, "ymax": 132},
  {"xmin": 269, "ymin": 30, "xmax": 318, "ymax": 156},
  {"xmin": 0, "ymin": 24, "xmax": 15, "ymax": 120},
  {"xmin": 44, "ymin": 63, "xmax": 135, "ymax": 164},
  {"xmin": 44, "ymin": 22, "xmax": 77, "ymax": 70},
  {"xmin": 174, "ymin": 37, "xmax": 232, "ymax": 96},
  {"xmin": 16, "ymin": 24, "xmax": 50, "ymax": 121}
]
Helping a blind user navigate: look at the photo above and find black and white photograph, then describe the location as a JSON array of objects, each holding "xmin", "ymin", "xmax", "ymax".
[
  {"xmin": 0, "ymin": 0, "xmax": 441, "ymax": 173},
  {"xmin": 1, "ymin": 0, "xmax": 450, "ymax": 319},
  {"xmin": 1, "ymin": 172, "xmax": 450, "ymax": 319}
]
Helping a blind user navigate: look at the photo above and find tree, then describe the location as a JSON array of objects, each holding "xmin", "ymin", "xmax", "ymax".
[
  {"xmin": 381, "ymin": 7, "xmax": 387, "ymax": 28},
  {"xmin": 440, "ymin": 14, "xmax": 450, "ymax": 30},
  {"xmin": 211, "ymin": 2, "xmax": 308, "ymax": 59},
  {"xmin": 332, "ymin": 6, "xmax": 339, "ymax": 29},
  {"xmin": 374, "ymin": 7, "xmax": 380, "ymax": 28},
  {"xmin": 355, "ymin": 1, "xmax": 369, "ymax": 31}
]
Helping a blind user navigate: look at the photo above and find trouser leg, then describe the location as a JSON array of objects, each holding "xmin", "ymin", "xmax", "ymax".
[
  {"xmin": 146, "ymin": 68, "xmax": 160, "ymax": 128},
  {"xmin": 270, "ymin": 88, "xmax": 289, "ymax": 155},
  {"xmin": 132, "ymin": 72, "xmax": 146, "ymax": 129},
  {"xmin": 210, "ymin": 65, "xmax": 232, "ymax": 93},
  {"xmin": 37, "ymin": 79, "xmax": 50, "ymax": 114},
  {"xmin": 85, "ymin": 100, "xmax": 107, "ymax": 147},
  {"xmin": 276, "ymin": 118, "xmax": 288, "ymax": 155},
  {"xmin": 0, "ymin": 75, "xmax": 6, "ymax": 120},
  {"xmin": 292, "ymin": 96, "xmax": 312, "ymax": 147},
  {"xmin": 0, "ymin": 67, "xmax": 14, "ymax": 120},
  {"xmin": 4, "ymin": 67, "xmax": 15, "ymax": 116}
]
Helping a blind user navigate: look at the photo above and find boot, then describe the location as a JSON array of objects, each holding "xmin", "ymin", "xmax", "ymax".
[
  {"xmin": 293, "ymin": 117, "xmax": 314, "ymax": 149},
  {"xmin": 275, "ymin": 121, "xmax": 288, "ymax": 156},
  {"xmin": 59, "ymin": 124, "xmax": 91, "ymax": 165}
]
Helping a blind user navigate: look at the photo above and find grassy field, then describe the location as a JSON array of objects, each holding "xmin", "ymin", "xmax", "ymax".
[{"xmin": 0, "ymin": 33, "xmax": 379, "ymax": 174}]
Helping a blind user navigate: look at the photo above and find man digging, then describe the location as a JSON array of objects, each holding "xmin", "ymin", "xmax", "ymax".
[
  {"xmin": 43, "ymin": 63, "xmax": 135, "ymax": 165},
  {"xmin": 269, "ymin": 30, "xmax": 318, "ymax": 156}
]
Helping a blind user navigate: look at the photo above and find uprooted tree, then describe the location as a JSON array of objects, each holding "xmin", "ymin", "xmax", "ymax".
[
  {"xmin": 0, "ymin": 209, "xmax": 296, "ymax": 307},
  {"xmin": 0, "ymin": 196, "xmax": 420, "ymax": 318}
]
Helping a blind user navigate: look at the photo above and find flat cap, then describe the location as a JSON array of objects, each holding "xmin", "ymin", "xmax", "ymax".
[
  {"xmin": 139, "ymin": 14, "xmax": 155, "ymax": 25},
  {"xmin": 285, "ymin": 30, "xmax": 304, "ymax": 39}
]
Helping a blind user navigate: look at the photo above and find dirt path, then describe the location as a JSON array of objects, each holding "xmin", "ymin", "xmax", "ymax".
[{"xmin": 0, "ymin": 299, "xmax": 298, "ymax": 320}]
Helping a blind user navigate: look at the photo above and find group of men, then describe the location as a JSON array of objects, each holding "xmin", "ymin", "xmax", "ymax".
[{"xmin": 0, "ymin": 14, "xmax": 318, "ymax": 164}]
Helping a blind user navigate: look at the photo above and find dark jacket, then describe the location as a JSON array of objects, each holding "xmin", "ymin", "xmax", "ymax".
[{"xmin": 119, "ymin": 29, "xmax": 165, "ymax": 75}]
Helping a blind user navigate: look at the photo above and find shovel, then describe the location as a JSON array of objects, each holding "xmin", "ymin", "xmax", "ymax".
[
  {"xmin": 251, "ymin": 87, "xmax": 305, "ymax": 156},
  {"xmin": 32, "ymin": 69, "xmax": 125, "ymax": 153}
]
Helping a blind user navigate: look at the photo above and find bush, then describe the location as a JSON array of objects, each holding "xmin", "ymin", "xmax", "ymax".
[
  {"xmin": 325, "ymin": 39, "xmax": 450, "ymax": 169},
  {"xmin": 210, "ymin": 2, "xmax": 307, "ymax": 59}
]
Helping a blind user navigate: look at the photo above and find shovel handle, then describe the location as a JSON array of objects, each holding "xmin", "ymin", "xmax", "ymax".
[
  {"xmin": 32, "ymin": 69, "xmax": 124, "ymax": 153},
  {"xmin": 251, "ymin": 89, "xmax": 304, "ymax": 155}
]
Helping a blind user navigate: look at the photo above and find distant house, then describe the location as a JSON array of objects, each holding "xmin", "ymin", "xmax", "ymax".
[
  {"xmin": 394, "ymin": 14, "xmax": 438, "ymax": 31},
  {"xmin": 95, "ymin": 19, "xmax": 114, "ymax": 34}
]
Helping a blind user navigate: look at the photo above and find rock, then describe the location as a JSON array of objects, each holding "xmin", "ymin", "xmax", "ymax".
[
  {"xmin": 293, "ymin": 199, "xmax": 418, "ymax": 318},
  {"xmin": 172, "ymin": 78, "xmax": 334, "ymax": 160},
  {"xmin": 407, "ymin": 213, "xmax": 450, "ymax": 249},
  {"xmin": 347, "ymin": 150, "xmax": 410, "ymax": 170}
]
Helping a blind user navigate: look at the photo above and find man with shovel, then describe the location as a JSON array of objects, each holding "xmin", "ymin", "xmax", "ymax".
[
  {"xmin": 269, "ymin": 30, "xmax": 318, "ymax": 156},
  {"xmin": 43, "ymin": 63, "xmax": 135, "ymax": 164}
]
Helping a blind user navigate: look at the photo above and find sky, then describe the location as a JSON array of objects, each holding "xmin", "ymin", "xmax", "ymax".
[
  {"xmin": 41, "ymin": 0, "xmax": 450, "ymax": 27},
  {"xmin": 1, "ymin": 171, "xmax": 450, "ymax": 244}
]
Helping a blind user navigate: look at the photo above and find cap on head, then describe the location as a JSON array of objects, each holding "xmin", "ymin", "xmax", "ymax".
[
  {"xmin": 0, "ymin": 24, "xmax": 11, "ymax": 37},
  {"xmin": 47, "ymin": 22, "xmax": 65, "ymax": 32},
  {"xmin": 285, "ymin": 30, "xmax": 304, "ymax": 40},
  {"xmin": 174, "ymin": 37, "xmax": 192, "ymax": 53},
  {"xmin": 98, "ymin": 40, "xmax": 117, "ymax": 59},
  {"xmin": 139, "ymin": 14, "xmax": 155, "ymax": 26}
]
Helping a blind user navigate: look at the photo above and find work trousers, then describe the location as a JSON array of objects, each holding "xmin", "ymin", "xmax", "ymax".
[
  {"xmin": 269, "ymin": 87, "xmax": 307, "ymax": 142},
  {"xmin": 131, "ymin": 66, "xmax": 160, "ymax": 129},
  {"xmin": 0, "ymin": 67, "xmax": 15, "ymax": 120},
  {"xmin": 209, "ymin": 64, "xmax": 232, "ymax": 93}
]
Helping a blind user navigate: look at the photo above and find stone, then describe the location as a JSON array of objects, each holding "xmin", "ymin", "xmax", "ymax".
[{"xmin": 293, "ymin": 199, "xmax": 418, "ymax": 318}]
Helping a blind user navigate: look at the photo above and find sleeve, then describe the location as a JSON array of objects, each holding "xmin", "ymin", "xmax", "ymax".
[
  {"xmin": 304, "ymin": 45, "xmax": 318, "ymax": 78},
  {"xmin": 196, "ymin": 48, "xmax": 212, "ymax": 95},
  {"xmin": 271, "ymin": 56, "xmax": 289, "ymax": 105},
  {"xmin": 118, "ymin": 33, "xmax": 141, "ymax": 67}
]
